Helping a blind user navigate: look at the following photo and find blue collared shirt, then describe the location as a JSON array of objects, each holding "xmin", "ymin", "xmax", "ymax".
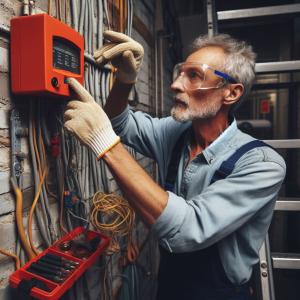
[{"xmin": 111, "ymin": 106, "xmax": 286, "ymax": 285}]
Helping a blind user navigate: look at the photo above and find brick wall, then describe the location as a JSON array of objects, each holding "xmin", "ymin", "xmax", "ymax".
[{"xmin": 0, "ymin": 1, "xmax": 160, "ymax": 299}]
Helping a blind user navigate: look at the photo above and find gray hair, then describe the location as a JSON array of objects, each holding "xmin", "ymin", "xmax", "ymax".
[{"xmin": 189, "ymin": 34, "xmax": 256, "ymax": 111}]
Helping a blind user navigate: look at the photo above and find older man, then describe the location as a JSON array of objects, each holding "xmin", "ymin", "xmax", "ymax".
[{"xmin": 64, "ymin": 31, "xmax": 286, "ymax": 300}]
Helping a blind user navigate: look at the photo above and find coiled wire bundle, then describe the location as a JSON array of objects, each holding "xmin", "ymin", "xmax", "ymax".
[{"xmin": 91, "ymin": 192, "xmax": 135, "ymax": 254}]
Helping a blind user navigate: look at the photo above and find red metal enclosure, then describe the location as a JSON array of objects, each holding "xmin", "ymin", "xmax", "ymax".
[{"xmin": 10, "ymin": 14, "xmax": 84, "ymax": 97}]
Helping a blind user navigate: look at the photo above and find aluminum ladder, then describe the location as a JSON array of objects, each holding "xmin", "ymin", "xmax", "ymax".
[{"xmin": 206, "ymin": 2, "xmax": 300, "ymax": 299}]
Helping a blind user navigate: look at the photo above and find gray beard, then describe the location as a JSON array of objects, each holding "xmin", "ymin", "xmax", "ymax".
[{"xmin": 171, "ymin": 101, "xmax": 222, "ymax": 122}]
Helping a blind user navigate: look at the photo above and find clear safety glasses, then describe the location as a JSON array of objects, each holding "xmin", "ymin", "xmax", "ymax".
[{"xmin": 172, "ymin": 62, "xmax": 237, "ymax": 91}]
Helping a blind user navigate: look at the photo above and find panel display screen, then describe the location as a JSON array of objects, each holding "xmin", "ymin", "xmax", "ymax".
[{"xmin": 53, "ymin": 37, "xmax": 80, "ymax": 74}]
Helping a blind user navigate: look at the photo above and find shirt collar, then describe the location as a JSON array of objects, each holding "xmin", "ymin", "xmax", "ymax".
[{"xmin": 198, "ymin": 119, "xmax": 238, "ymax": 164}]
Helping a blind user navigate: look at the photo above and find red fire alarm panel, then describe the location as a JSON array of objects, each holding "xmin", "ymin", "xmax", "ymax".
[{"xmin": 10, "ymin": 14, "xmax": 84, "ymax": 97}]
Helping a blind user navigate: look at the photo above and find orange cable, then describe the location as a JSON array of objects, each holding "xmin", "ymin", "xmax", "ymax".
[
  {"xmin": 11, "ymin": 178, "xmax": 36, "ymax": 260},
  {"xmin": 0, "ymin": 247, "xmax": 21, "ymax": 269}
]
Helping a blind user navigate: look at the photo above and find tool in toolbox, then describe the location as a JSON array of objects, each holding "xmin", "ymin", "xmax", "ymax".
[{"xmin": 10, "ymin": 226, "xmax": 110, "ymax": 300}]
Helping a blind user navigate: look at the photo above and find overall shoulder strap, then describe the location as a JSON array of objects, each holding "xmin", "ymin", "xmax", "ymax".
[
  {"xmin": 210, "ymin": 140, "xmax": 273, "ymax": 184},
  {"xmin": 164, "ymin": 128, "xmax": 189, "ymax": 191}
]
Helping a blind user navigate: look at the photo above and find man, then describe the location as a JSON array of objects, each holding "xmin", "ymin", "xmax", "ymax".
[{"xmin": 64, "ymin": 31, "xmax": 286, "ymax": 300}]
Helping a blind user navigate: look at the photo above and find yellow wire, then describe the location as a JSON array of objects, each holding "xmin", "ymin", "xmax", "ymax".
[
  {"xmin": 11, "ymin": 178, "xmax": 36, "ymax": 260},
  {"xmin": 0, "ymin": 247, "xmax": 21, "ymax": 269},
  {"xmin": 90, "ymin": 192, "xmax": 135, "ymax": 254}
]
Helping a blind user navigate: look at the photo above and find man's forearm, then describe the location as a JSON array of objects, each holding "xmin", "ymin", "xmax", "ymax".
[
  {"xmin": 102, "ymin": 143, "xmax": 168, "ymax": 225},
  {"xmin": 104, "ymin": 78, "xmax": 134, "ymax": 119}
]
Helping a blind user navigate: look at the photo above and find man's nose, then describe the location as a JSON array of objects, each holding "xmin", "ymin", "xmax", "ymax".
[{"xmin": 171, "ymin": 75, "xmax": 185, "ymax": 92}]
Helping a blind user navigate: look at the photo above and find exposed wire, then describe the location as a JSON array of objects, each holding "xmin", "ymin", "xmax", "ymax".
[
  {"xmin": 90, "ymin": 192, "xmax": 135, "ymax": 254},
  {"xmin": 0, "ymin": 247, "xmax": 21, "ymax": 270}
]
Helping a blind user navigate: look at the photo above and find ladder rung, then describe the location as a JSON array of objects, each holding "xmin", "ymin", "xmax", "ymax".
[
  {"xmin": 263, "ymin": 139, "xmax": 300, "ymax": 149},
  {"xmin": 256, "ymin": 61, "xmax": 300, "ymax": 73},
  {"xmin": 275, "ymin": 199, "xmax": 300, "ymax": 211},
  {"xmin": 272, "ymin": 253, "xmax": 300, "ymax": 269},
  {"xmin": 217, "ymin": 4, "xmax": 300, "ymax": 20}
]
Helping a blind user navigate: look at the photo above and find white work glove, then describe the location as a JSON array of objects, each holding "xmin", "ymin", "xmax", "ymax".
[
  {"xmin": 64, "ymin": 78, "xmax": 120, "ymax": 159},
  {"xmin": 94, "ymin": 30, "xmax": 144, "ymax": 84}
]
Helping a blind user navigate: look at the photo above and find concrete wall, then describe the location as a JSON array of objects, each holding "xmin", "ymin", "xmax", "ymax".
[{"xmin": 0, "ymin": 1, "xmax": 159, "ymax": 299}]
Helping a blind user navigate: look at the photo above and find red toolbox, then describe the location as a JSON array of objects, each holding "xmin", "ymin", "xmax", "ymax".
[{"xmin": 10, "ymin": 227, "xmax": 110, "ymax": 300}]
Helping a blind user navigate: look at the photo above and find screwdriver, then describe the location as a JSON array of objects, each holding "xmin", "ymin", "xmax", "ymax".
[
  {"xmin": 35, "ymin": 260, "xmax": 71, "ymax": 274},
  {"xmin": 39, "ymin": 256, "xmax": 76, "ymax": 270},
  {"xmin": 30, "ymin": 262, "xmax": 67, "ymax": 278},
  {"xmin": 27, "ymin": 267, "xmax": 64, "ymax": 283},
  {"xmin": 45, "ymin": 253, "xmax": 79, "ymax": 266}
]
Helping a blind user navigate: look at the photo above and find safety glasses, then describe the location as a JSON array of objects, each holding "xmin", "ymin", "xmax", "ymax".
[{"xmin": 172, "ymin": 62, "xmax": 237, "ymax": 91}]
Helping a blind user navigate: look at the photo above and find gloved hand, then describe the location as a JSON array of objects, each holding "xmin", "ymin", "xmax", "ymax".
[
  {"xmin": 64, "ymin": 78, "xmax": 120, "ymax": 159},
  {"xmin": 94, "ymin": 30, "xmax": 144, "ymax": 84}
]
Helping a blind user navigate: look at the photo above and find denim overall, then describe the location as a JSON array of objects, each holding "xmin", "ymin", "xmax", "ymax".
[{"xmin": 157, "ymin": 132, "xmax": 270, "ymax": 300}]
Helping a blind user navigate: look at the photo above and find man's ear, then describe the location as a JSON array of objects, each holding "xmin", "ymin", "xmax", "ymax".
[{"xmin": 223, "ymin": 83, "xmax": 244, "ymax": 106}]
